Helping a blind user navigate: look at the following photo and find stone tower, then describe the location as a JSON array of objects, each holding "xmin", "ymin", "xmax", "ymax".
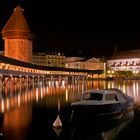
[{"xmin": 1, "ymin": 5, "xmax": 34, "ymax": 62}]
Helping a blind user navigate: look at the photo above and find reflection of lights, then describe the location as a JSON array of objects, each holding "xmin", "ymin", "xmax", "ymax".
[
  {"xmin": 122, "ymin": 84, "xmax": 126, "ymax": 93},
  {"xmin": 48, "ymin": 81, "xmax": 51, "ymax": 86},
  {"xmin": 103, "ymin": 81, "xmax": 106, "ymax": 89},
  {"xmin": 46, "ymin": 87, "xmax": 49, "ymax": 93},
  {"xmin": 1, "ymin": 99, "xmax": 4, "ymax": 113},
  {"xmin": 25, "ymin": 93, "xmax": 28, "ymax": 103},
  {"xmin": 41, "ymin": 87, "xmax": 43, "ymax": 99},
  {"xmin": 18, "ymin": 94, "xmax": 20, "ymax": 107},
  {"xmin": 133, "ymin": 82, "xmax": 136, "ymax": 98},
  {"xmin": 82, "ymin": 82, "xmax": 86, "ymax": 92},
  {"xmin": 36, "ymin": 87, "xmax": 39, "ymax": 102},
  {"xmin": 108, "ymin": 82, "xmax": 115, "ymax": 88},
  {"xmin": 43, "ymin": 86, "xmax": 46, "ymax": 94},
  {"xmin": 132, "ymin": 81, "xmax": 140, "ymax": 104},
  {"xmin": 56, "ymin": 81, "xmax": 59, "ymax": 87},
  {"xmin": 39, "ymin": 82, "xmax": 42, "ymax": 86},
  {"xmin": 62, "ymin": 80, "xmax": 65, "ymax": 88},
  {"xmin": 1, "ymin": 79, "xmax": 140, "ymax": 114},
  {"xmin": 6, "ymin": 98, "xmax": 10, "ymax": 110},
  {"xmin": 118, "ymin": 85, "xmax": 121, "ymax": 90},
  {"xmin": 27, "ymin": 92, "xmax": 31, "ymax": 101},
  {"xmin": 51, "ymin": 81, "xmax": 55, "ymax": 87},
  {"xmin": 108, "ymin": 82, "xmax": 111, "ymax": 89},
  {"xmin": 0, "ymin": 84, "xmax": 52, "ymax": 113},
  {"xmin": 136, "ymin": 82, "xmax": 139, "ymax": 95},
  {"xmin": 65, "ymin": 89, "xmax": 68, "ymax": 102},
  {"xmin": 58, "ymin": 99, "xmax": 60, "ymax": 112}
]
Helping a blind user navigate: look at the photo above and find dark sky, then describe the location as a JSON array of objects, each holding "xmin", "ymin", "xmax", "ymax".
[{"xmin": 0, "ymin": 0, "xmax": 140, "ymax": 58}]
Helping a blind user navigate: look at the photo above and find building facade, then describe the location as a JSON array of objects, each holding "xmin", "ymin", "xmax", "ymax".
[
  {"xmin": 65, "ymin": 57, "xmax": 85, "ymax": 69},
  {"xmin": 107, "ymin": 49, "xmax": 140, "ymax": 77},
  {"xmin": 65, "ymin": 56, "xmax": 104, "ymax": 70},
  {"xmin": 32, "ymin": 52, "xmax": 66, "ymax": 67},
  {"xmin": 84, "ymin": 57, "xmax": 105, "ymax": 70}
]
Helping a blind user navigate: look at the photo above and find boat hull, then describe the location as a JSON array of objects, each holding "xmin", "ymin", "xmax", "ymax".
[{"xmin": 71, "ymin": 102, "xmax": 134, "ymax": 122}]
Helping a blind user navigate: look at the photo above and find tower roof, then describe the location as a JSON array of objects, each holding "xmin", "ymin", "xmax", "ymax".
[{"xmin": 1, "ymin": 5, "xmax": 31, "ymax": 33}]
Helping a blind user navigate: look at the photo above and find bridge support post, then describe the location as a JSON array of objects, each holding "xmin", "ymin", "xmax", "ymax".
[
  {"xmin": 59, "ymin": 76, "xmax": 61, "ymax": 86},
  {"xmin": 72, "ymin": 76, "xmax": 74, "ymax": 85},
  {"xmin": 51, "ymin": 76, "xmax": 54, "ymax": 86},
  {"xmin": 65, "ymin": 76, "xmax": 68, "ymax": 85}
]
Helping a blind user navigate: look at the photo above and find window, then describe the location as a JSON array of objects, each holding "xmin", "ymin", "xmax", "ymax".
[
  {"xmin": 90, "ymin": 93, "xmax": 103, "ymax": 100},
  {"xmin": 105, "ymin": 93, "xmax": 118, "ymax": 101},
  {"xmin": 83, "ymin": 93, "xmax": 103, "ymax": 101},
  {"xmin": 83, "ymin": 93, "xmax": 90, "ymax": 100}
]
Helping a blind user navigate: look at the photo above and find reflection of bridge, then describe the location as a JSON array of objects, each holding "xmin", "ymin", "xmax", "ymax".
[{"xmin": 0, "ymin": 55, "xmax": 97, "ymax": 85}]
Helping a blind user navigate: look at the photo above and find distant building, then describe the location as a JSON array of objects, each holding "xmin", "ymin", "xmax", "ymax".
[
  {"xmin": 65, "ymin": 56, "xmax": 104, "ymax": 70},
  {"xmin": 107, "ymin": 49, "xmax": 140, "ymax": 74},
  {"xmin": 32, "ymin": 52, "xmax": 46, "ymax": 66},
  {"xmin": 1, "ymin": 5, "xmax": 34, "ymax": 63},
  {"xmin": 32, "ymin": 52, "xmax": 66, "ymax": 67},
  {"xmin": 65, "ymin": 56, "xmax": 85, "ymax": 69},
  {"xmin": 84, "ymin": 57, "xmax": 105, "ymax": 70}
]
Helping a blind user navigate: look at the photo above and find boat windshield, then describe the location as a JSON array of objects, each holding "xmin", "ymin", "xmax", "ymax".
[
  {"xmin": 105, "ymin": 93, "xmax": 118, "ymax": 101},
  {"xmin": 83, "ymin": 92, "xmax": 103, "ymax": 101}
]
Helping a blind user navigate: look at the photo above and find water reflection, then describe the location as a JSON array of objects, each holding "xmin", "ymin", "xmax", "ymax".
[
  {"xmin": 0, "ymin": 80, "xmax": 140, "ymax": 140},
  {"xmin": 106, "ymin": 80, "xmax": 140, "ymax": 106},
  {"xmin": 0, "ymin": 80, "xmax": 86, "ymax": 113},
  {"xmin": 69, "ymin": 111, "xmax": 134, "ymax": 140}
]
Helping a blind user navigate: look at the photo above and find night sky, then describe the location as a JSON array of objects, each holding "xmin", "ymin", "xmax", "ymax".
[{"xmin": 0, "ymin": 0, "xmax": 140, "ymax": 58}]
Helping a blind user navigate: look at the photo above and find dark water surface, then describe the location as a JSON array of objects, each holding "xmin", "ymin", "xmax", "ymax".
[{"xmin": 0, "ymin": 80, "xmax": 140, "ymax": 140}]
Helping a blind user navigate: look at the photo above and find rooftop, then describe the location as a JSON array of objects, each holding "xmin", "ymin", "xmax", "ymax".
[
  {"xmin": 1, "ymin": 5, "xmax": 31, "ymax": 33},
  {"xmin": 109, "ymin": 49, "xmax": 140, "ymax": 60}
]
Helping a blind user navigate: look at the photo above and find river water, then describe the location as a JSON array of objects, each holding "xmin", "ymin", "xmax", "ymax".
[{"xmin": 0, "ymin": 80, "xmax": 140, "ymax": 140}]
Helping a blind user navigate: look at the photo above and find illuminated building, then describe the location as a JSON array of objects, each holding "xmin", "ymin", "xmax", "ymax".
[
  {"xmin": 107, "ymin": 49, "xmax": 140, "ymax": 75},
  {"xmin": 84, "ymin": 57, "xmax": 104, "ymax": 70},
  {"xmin": 65, "ymin": 56, "xmax": 104, "ymax": 70},
  {"xmin": 65, "ymin": 57, "xmax": 85, "ymax": 69},
  {"xmin": 32, "ymin": 52, "xmax": 65, "ymax": 67},
  {"xmin": 1, "ymin": 5, "xmax": 34, "ymax": 63}
]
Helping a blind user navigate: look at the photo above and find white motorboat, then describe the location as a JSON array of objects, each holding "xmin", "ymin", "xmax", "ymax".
[{"xmin": 71, "ymin": 88, "xmax": 134, "ymax": 121}]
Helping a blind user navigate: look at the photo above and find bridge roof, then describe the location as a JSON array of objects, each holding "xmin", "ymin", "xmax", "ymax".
[
  {"xmin": 1, "ymin": 5, "xmax": 31, "ymax": 33},
  {"xmin": 0, "ymin": 55, "xmax": 98, "ymax": 73}
]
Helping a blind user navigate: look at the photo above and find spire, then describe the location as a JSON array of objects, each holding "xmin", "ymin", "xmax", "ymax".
[{"xmin": 1, "ymin": 4, "xmax": 31, "ymax": 33}]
